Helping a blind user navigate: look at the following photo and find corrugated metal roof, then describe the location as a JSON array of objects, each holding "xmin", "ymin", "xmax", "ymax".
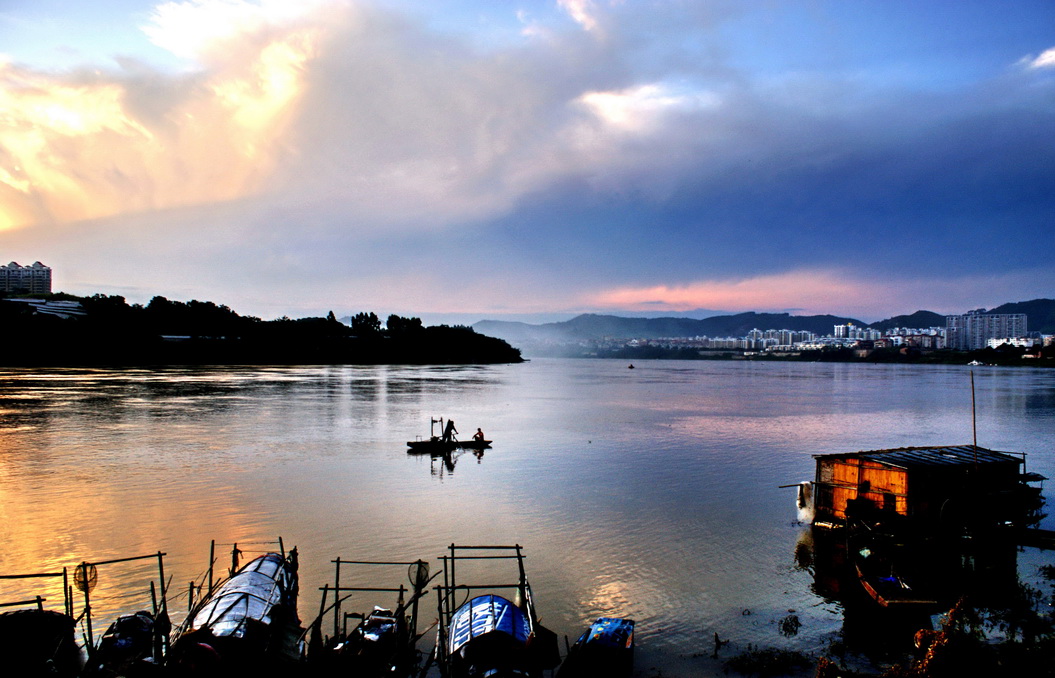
[{"xmin": 814, "ymin": 445, "xmax": 1023, "ymax": 469}]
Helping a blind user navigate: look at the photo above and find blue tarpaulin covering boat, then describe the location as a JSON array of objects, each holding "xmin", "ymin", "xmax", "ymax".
[
  {"xmin": 435, "ymin": 545, "xmax": 559, "ymax": 678},
  {"xmin": 448, "ymin": 594, "xmax": 531, "ymax": 656},
  {"xmin": 557, "ymin": 617, "xmax": 635, "ymax": 677}
]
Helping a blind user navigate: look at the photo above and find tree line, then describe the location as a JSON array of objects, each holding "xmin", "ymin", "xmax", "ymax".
[{"xmin": 0, "ymin": 294, "xmax": 522, "ymax": 366}]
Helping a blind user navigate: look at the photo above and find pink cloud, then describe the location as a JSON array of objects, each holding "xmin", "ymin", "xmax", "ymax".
[{"xmin": 586, "ymin": 269, "xmax": 1052, "ymax": 320}]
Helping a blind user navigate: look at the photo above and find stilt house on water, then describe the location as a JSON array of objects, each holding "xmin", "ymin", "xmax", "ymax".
[{"xmin": 810, "ymin": 445, "xmax": 1044, "ymax": 531}]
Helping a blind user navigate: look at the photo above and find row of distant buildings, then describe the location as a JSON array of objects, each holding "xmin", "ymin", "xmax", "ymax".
[
  {"xmin": 622, "ymin": 311, "xmax": 1044, "ymax": 354},
  {"xmin": 830, "ymin": 311, "xmax": 1034, "ymax": 351},
  {"xmin": 1, "ymin": 261, "xmax": 52, "ymax": 294}
]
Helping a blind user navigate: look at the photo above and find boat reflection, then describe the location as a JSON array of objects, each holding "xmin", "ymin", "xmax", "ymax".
[{"xmin": 797, "ymin": 524, "xmax": 1022, "ymax": 664}]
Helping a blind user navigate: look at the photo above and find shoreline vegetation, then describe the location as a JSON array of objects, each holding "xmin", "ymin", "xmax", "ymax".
[
  {"xmin": 0, "ymin": 294, "xmax": 523, "ymax": 366},
  {"xmin": 723, "ymin": 577, "xmax": 1055, "ymax": 677},
  {"xmin": 2, "ymin": 292, "xmax": 1051, "ymax": 367}
]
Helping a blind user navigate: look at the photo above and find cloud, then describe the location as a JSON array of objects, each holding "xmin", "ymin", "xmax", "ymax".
[
  {"xmin": 1022, "ymin": 46, "xmax": 1055, "ymax": 70},
  {"xmin": 0, "ymin": 3, "xmax": 319, "ymax": 231},
  {"xmin": 589, "ymin": 271, "xmax": 869, "ymax": 315},
  {"xmin": 576, "ymin": 83, "xmax": 720, "ymax": 132},
  {"xmin": 142, "ymin": 0, "xmax": 326, "ymax": 63},
  {"xmin": 3, "ymin": 0, "xmax": 683, "ymax": 235},
  {"xmin": 586, "ymin": 268, "xmax": 1055, "ymax": 320},
  {"xmin": 558, "ymin": 0, "xmax": 600, "ymax": 32},
  {"xmin": 0, "ymin": 1, "xmax": 1052, "ymax": 320}
]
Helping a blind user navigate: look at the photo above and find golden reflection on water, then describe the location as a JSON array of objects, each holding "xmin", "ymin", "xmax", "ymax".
[
  {"xmin": 580, "ymin": 577, "xmax": 634, "ymax": 617},
  {"xmin": 0, "ymin": 362, "xmax": 1052, "ymax": 676}
]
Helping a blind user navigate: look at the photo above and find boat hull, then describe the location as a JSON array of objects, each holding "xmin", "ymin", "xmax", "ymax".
[
  {"xmin": 407, "ymin": 439, "xmax": 491, "ymax": 454},
  {"xmin": 557, "ymin": 617, "xmax": 635, "ymax": 678},
  {"xmin": 447, "ymin": 595, "xmax": 533, "ymax": 678},
  {"xmin": 170, "ymin": 551, "xmax": 302, "ymax": 672}
]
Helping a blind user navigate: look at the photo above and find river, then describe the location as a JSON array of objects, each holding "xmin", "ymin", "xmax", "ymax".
[{"xmin": 1, "ymin": 359, "xmax": 1053, "ymax": 675}]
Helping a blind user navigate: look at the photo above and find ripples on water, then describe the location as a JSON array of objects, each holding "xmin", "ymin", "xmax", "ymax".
[{"xmin": 1, "ymin": 360, "xmax": 1053, "ymax": 676}]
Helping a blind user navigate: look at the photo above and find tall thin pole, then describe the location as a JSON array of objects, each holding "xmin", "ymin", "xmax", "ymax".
[
  {"xmin": 208, "ymin": 540, "xmax": 216, "ymax": 593},
  {"xmin": 81, "ymin": 563, "xmax": 94, "ymax": 650},
  {"xmin": 62, "ymin": 567, "xmax": 70, "ymax": 617},
  {"xmin": 971, "ymin": 371, "xmax": 978, "ymax": 448},
  {"xmin": 333, "ymin": 558, "xmax": 342, "ymax": 639},
  {"xmin": 971, "ymin": 370, "xmax": 979, "ymax": 470}
]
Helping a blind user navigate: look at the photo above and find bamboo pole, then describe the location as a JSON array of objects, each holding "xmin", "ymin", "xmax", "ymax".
[{"xmin": 333, "ymin": 557, "xmax": 342, "ymax": 639}]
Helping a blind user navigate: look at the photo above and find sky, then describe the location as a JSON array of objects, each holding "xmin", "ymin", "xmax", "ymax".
[{"xmin": 1, "ymin": 0, "xmax": 1053, "ymax": 324}]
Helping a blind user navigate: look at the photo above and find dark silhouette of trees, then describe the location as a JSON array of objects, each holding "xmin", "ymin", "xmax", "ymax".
[
  {"xmin": 351, "ymin": 311, "xmax": 381, "ymax": 336},
  {"xmin": 386, "ymin": 314, "xmax": 423, "ymax": 335},
  {"xmin": 0, "ymin": 295, "xmax": 521, "ymax": 366}
]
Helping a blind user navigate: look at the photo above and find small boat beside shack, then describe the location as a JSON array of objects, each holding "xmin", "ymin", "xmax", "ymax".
[
  {"xmin": 169, "ymin": 544, "xmax": 303, "ymax": 675},
  {"xmin": 848, "ymin": 523, "xmax": 938, "ymax": 611},
  {"xmin": 432, "ymin": 544, "xmax": 560, "ymax": 678}
]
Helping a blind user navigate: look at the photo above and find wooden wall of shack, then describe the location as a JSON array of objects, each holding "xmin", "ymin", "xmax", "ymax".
[
  {"xmin": 813, "ymin": 453, "xmax": 1023, "ymax": 526},
  {"xmin": 815, "ymin": 457, "xmax": 908, "ymax": 522}
]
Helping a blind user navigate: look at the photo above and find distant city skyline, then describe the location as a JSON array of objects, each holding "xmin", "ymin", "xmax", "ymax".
[{"xmin": 2, "ymin": 1, "xmax": 1053, "ymax": 321}]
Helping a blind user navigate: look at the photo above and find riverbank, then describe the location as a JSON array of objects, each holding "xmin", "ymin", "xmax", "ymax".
[
  {"xmin": 539, "ymin": 344, "xmax": 1054, "ymax": 367},
  {"xmin": 0, "ymin": 294, "xmax": 522, "ymax": 366}
]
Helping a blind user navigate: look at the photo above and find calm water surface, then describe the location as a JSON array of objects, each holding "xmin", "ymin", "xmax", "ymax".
[{"xmin": 1, "ymin": 359, "xmax": 1053, "ymax": 675}]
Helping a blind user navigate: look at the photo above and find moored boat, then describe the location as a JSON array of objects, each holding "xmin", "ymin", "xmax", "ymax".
[
  {"xmin": 447, "ymin": 594, "xmax": 533, "ymax": 677},
  {"xmin": 84, "ymin": 610, "xmax": 160, "ymax": 676},
  {"xmin": 0, "ymin": 608, "xmax": 82, "ymax": 678},
  {"xmin": 849, "ymin": 528, "xmax": 937, "ymax": 610},
  {"xmin": 434, "ymin": 544, "xmax": 560, "ymax": 678},
  {"xmin": 557, "ymin": 617, "xmax": 635, "ymax": 678},
  {"xmin": 310, "ymin": 557, "xmax": 435, "ymax": 678},
  {"xmin": 169, "ymin": 549, "xmax": 303, "ymax": 674}
]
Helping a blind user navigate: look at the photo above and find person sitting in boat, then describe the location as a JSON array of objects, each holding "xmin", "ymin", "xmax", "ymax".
[
  {"xmin": 472, "ymin": 428, "xmax": 485, "ymax": 442},
  {"xmin": 442, "ymin": 419, "xmax": 458, "ymax": 443}
]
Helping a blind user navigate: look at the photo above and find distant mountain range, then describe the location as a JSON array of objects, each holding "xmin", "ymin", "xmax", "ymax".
[{"xmin": 473, "ymin": 298, "xmax": 1055, "ymax": 349}]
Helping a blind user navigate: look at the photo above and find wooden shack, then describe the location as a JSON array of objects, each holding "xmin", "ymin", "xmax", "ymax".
[{"xmin": 811, "ymin": 445, "xmax": 1037, "ymax": 529}]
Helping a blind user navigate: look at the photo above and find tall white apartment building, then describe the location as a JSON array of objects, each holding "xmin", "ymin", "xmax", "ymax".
[
  {"xmin": 946, "ymin": 311, "xmax": 1028, "ymax": 350},
  {"xmin": 1, "ymin": 261, "xmax": 52, "ymax": 294}
]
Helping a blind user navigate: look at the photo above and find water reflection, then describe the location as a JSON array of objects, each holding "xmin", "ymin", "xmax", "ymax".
[
  {"xmin": 797, "ymin": 523, "xmax": 1025, "ymax": 671},
  {"xmin": 0, "ymin": 361, "xmax": 1052, "ymax": 677}
]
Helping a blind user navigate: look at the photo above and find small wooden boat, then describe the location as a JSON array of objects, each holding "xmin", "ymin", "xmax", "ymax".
[
  {"xmin": 849, "ymin": 529, "xmax": 937, "ymax": 610},
  {"xmin": 0, "ymin": 608, "xmax": 82, "ymax": 677},
  {"xmin": 447, "ymin": 594, "xmax": 533, "ymax": 677},
  {"xmin": 169, "ymin": 550, "xmax": 303, "ymax": 673},
  {"xmin": 407, "ymin": 438, "xmax": 492, "ymax": 454},
  {"xmin": 407, "ymin": 417, "xmax": 491, "ymax": 454},
  {"xmin": 434, "ymin": 545, "xmax": 560, "ymax": 678},
  {"xmin": 311, "ymin": 558, "xmax": 435, "ymax": 678},
  {"xmin": 557, "ymin": 617, "xmax": 635, "ymax": 678},
  {"xmin": 331, "ymin": 606, "xmax": 404, "ymax": 675}
]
